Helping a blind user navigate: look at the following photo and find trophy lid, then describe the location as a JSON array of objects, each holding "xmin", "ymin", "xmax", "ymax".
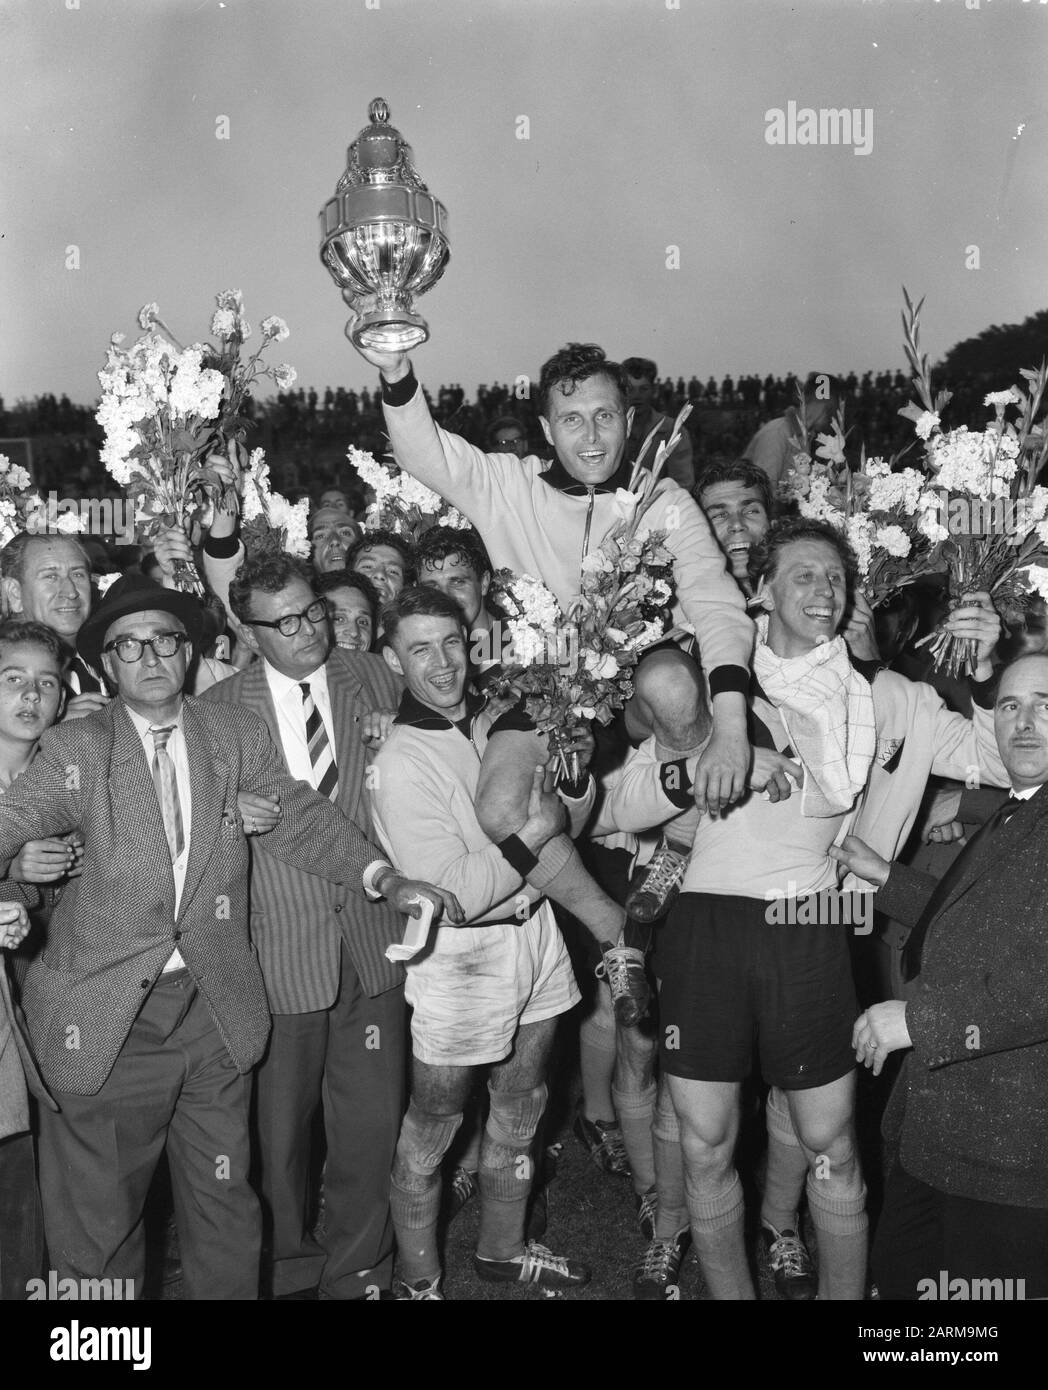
[{"xmin": 338, "ymin": 98, "xmax": 427, "ymax": 192}]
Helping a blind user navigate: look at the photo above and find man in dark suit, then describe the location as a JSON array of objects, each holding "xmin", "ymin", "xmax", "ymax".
[
  {"xmin": 203, "ymin": 553, "xmax": 406, "ymax": 1300},
  {"xmin": 0, "ymin": 573, "xmax": 459, "ymax": 1300},
  {"xmin": 836, "ymin": 651, "xmax": 1048, "ymax": 1300}
]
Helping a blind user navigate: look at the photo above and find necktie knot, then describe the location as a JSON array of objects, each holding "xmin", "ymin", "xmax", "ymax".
[{"xmin": 150, "ymin": 724, "xmax": 176, "ymax": 752}]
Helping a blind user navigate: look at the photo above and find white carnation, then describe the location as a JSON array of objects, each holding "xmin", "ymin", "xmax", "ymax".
[
  {"xmin": 845, "ymin": 515, "xmax": 873, "ymax": 578},
  {"xmin": 211, "ymin": 308, "xmax": 237, "ymax": 337},
  {"xmin": 261, "ymin": 316, "xmax": 290, "ymax": 342},
  {"xmin": 1021, "ymin": 565, "xmax": 1048, "ymax": 602},
  {"xmin": 873, "ymin": 524, "xmax": 911, "ymax": 559},
  {"xmin": 54, "ymin": 510, "xmax": 87, "ymax": 534}
]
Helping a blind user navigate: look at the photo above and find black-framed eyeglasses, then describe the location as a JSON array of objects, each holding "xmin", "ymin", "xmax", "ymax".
[
  {"xmin": 495, "ymin": 437, "xmax": 525, "ymax": 447},
  {"xmin": 103, "ymin": 632, "xmax": 190, "ymax": 664},
  {"xmin": 245, "ymin": 597, "xmax": 328, "ymax": 638}
]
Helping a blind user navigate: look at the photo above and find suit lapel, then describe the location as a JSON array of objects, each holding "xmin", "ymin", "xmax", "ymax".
[
  {"xmin": 328, "ymin": 651, "xmax": 367, "ymax": 825},
  {"xmin": 179, "ymin": 699, "xmax": 230, "ymax": 919},
  {"xmin": 934, "ymin": 786, "xmax": 1048, "ymax": 923},
  {"xmin": 240, "ymin": 662, "xmax": 286, "ymax": 764}
]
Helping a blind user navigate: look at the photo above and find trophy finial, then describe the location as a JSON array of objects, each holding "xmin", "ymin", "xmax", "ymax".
[{"xmin": 369, "ymin": 98, "xmax": 390, "ymax": 126}]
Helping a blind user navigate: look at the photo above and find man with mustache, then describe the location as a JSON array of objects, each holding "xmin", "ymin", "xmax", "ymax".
[{"xmin": 834, "ymin": 651, "xmax": 1048, "ymax": 1302}]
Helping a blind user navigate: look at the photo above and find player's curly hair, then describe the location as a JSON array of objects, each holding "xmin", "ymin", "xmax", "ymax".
[
  {"xmin": 749, "ymin": 515, "xmax": 859, "ymax": 592},
  {"xmin": 414, "ymin": 527, "xmax": 492, "ymax": 581},
  {"xmin": 537, "ymin": 343, "xmax": 629, "ymax": 419}
]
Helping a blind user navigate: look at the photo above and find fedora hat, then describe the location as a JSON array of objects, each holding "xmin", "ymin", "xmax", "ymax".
[{"xmin": 77, "ymin": 573, "xmax": 205, "ymax": 669}]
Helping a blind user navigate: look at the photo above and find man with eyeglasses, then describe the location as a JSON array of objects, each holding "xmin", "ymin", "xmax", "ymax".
[
  {"xmin": 0, "ymin": 572, "xmax": 460, "ymax": 1300},
  {"xmin": 488, "ymin": 416, "xmax": 530, "ymax": 460},
  {"xmin": 203, "ymin": 554, "xmax": 413, "ymax": 1300}
]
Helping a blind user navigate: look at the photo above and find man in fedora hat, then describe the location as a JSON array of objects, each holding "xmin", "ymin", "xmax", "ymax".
[{"xmin": 0, "ymin": 573, "xmax": 461, "ymax": 1299}]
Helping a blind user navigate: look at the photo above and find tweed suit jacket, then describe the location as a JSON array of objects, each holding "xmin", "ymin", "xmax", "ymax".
[
  {"xmin": 0, "ymin": 948, "xmax": 55, "ymax": 1138},
  {"xmin": 876, "ymin": 781, "xmax": 1048, "ymax": 1208},
  {"xmin": 0, "ymin": 696, "xmax": 382, "ymax": 1096},
  {"xmin": 200, "ymin": 648, "xmax": 406, "ymax": 1011}
]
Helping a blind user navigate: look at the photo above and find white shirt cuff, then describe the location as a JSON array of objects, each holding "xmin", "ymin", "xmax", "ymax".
[{"xmin": 363, "ymin": 859, "xmax": 394, "ymax": 899}]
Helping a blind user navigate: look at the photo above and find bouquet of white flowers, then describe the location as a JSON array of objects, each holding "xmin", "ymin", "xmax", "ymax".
[
  {"xmin": 346, "ymin": 445, "xmax": 470, "ymax": 540},
  {"xmin": 239, "ymin": 449, "xmax": 311, "ymax": 561},
  {"xmin": 96, "ymin": 291, "xmax": 297, "ymax": 593},
  {"xmin": 785, "ymin": 420, "xmax": 936, "ymax": 608},
  {"xmin": 491, "ymin": 543, "xmax": 673, "ymax": 783},
  {"xmin": 898, "ymin": 291, "xmax": 1048, "ymax": 677}
]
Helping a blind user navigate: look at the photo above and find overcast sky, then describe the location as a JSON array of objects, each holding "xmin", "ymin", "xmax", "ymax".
[{"xmin": 2, "ymin": 0, "xmax": 1045, "ymax": 406}]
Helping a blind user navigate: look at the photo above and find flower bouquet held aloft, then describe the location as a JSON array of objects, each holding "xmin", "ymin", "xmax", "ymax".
[
  {"xmin": 346, "ymin": 444, "xmax": 470, "ymax": 541},
  {"xmin": 898, "ymin": 292, "xmax": 1048, "ymax": 678},
  {"xmin": 240, "ymin": 449, "xmax": 311, "ymax": 561},
  {"xmin": 96, "ymin": 292, "xmax": 297, "ymax": 594},
  {"xmin": 490, "ymin": 547, "xmax": 673, "ymax": 785},
  {"xmin": 784, "ymin": 409, "xmax": 937, "ymax": 609}
]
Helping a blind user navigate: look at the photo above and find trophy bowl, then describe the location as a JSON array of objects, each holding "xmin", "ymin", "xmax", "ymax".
[{"xmin": 319, "ymin": 98, "xmax": 450, "ymax": 353}]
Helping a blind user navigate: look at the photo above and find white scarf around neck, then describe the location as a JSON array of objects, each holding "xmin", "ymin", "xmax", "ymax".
[{"xmin": 753, "ymin": 612, "xmax": 876, "ymax": 817}]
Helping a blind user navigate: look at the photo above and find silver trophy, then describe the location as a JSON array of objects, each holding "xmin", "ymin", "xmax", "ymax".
[{"xmin": 319, "ymin": 98, "xmax": 450, "ymax": 353}]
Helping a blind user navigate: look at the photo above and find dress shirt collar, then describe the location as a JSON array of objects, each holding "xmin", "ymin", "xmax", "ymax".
[
  {"xmin": 264, "ymin": 658, "xmax": 330, "ymax": 710},
  {"xmin": 1010, "ymin": 784, "xmax": 1043, "ymax": 801},
  {"xmin": 124, "ymin": 701, "xmax": 185, "ymax": 744}
]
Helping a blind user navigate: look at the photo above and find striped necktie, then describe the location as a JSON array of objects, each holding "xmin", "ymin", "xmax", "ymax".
[
  {"xmin": 300, "ymin": 682, "xmax": 339, "ymax": 801},
  {"xmin": 150, "ymin": 724, "xmax": 185, "ymax": 862}
]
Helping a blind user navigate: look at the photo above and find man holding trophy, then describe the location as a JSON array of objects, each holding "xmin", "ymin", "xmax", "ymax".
[{"xmin": 321, "ymin": 102, "xmax": 754, "ymax": 1027}]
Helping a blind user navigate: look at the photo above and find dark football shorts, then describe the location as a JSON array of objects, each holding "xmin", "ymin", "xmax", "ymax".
[{"xmin": 655, "ymin": 892, "xmax": 857, "ymax": 1090}]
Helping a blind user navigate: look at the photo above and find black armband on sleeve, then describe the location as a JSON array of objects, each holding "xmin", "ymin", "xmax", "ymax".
[
  {"xmin": 496, "ymin": 834, "xmax": 539, "ymax": 877},
  {"xmin": 660, "ymin": 760, "xmax": 694, "ymax": 810},
  {"xmin": 969, "ymin": 671, "xmax": 998, "ymax": 710},
  {"xmin": 380, "ymin": 367, "xmax": 419, "ymax": 407},
  {"xmin": 202, "ymin": 530, "xmax": 241, "ymax": 559},
  {"xmin": 708, "ymin": 664, "xmax": 750, "ymax": 699}
]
